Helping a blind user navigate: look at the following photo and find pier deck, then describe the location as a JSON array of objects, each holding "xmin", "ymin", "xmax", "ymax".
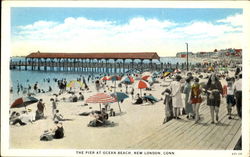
[{"xmin": 130, "ymin": 99, "xmax": 241, "ymax": 150}]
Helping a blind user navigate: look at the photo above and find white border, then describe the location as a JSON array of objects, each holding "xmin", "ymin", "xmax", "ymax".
[{"xmin": 2, "ymin": 1, "xmax": 250, "ymax": 157}]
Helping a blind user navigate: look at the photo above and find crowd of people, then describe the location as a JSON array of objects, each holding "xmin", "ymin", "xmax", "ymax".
[
  {"xmin": 162, "ymin": 67, "xmax": 242, "ymax": 124},
  {"xmin": 9, "ymin": 63, "xmax": 242, "ymax": 142}
]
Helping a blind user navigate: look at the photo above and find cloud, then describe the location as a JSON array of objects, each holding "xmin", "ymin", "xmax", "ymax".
[
  {"xmin": 217, "ymin": 13, "xmax": 243, "ymax": 27},
  {"xmin": 12, "ymin": 15, "xmax": 243, "ymax": 56}
]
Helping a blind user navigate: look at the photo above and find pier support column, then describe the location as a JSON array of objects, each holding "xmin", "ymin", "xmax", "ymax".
[
  {"xmin": 131, "ymin": 59, "xmax": 134, "ymax": 72},
  {"xmin": 44, "ymin": 58, "xmax": 47, "ymax": 71},
  {"xmin": 114, "ymin": 59, "xmax": 117, "ymax": 74},
  {"xmin": 150, "ymin": 59, "xmax": 153, "ymax": 71},
  {"xmin": 31, "ymin": 59, "xmax": 34, "ymax": 70},
  {"xmin": 25, "ymin": 58, "xmax": 27, "ymax": 70},
  {"xmin": 73, "ymin": 59, "xmax": 76, "ymax": 72},
  {"xmin": 122, "ymin": 59, "xmax": 125, "ymax": 73},
  {"xmin": 140, "ymin": 59, "xmax": 143, "ymax": 72},
  {"xmin": 105, "ymin": 59, "xmax": 108, "ymax": 74}
]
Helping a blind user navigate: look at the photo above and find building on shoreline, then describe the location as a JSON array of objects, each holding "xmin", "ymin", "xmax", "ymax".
[{"xmin": 176, "ymin": 48, "xmax": 242, "ymax": 59}]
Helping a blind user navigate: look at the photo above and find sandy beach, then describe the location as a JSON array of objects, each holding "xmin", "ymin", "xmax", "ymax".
[{"xmin": 9, "ymin": 69, "xmax": 237, "ymax": 149}]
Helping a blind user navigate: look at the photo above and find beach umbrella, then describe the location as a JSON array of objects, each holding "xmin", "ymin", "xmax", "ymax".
[
  {"xmin": 147, "ymin": 76, "xmax": 156, "ymax": 84},
  {"xmin": 174, "ymin": 69, "xmax": 181, "ymax": 73},
  {"xmin": 208, "ymin": 66, "xmax": 214, "ymax": 72},
  {"xmin": 121, "ymin": 76, "xmax": 134, "ymax": 84},
  {"xmin": 162, "ymin": 72, "xmax": 171, "ymax": 78},
  {"xmin": 136, "ymin": 80, "xmax": 150, "ymax": 96},
  {"xmin": 142, "ymin": 72, "xmax": 152, "ymax": 76},
  {"xmin": 86, "ymin": 93, "xmax": 117, "ymax": 111},
  {"xmin": 66, "ymin": 80, "xmax": 84, "ymax": 88},
  {"xmin": 101, "ymin": 76, "xmax": 109, "ymax": 81},
  {"xmin": 111, "ymin": 92, "xmax": 129, "ymax": 102},
  {"xmin": 141, "ymin": 75, "xmax": 150, "ymax": 81},
  {"xmin": 136, "ymin": 80, "xmax": 150, "ymax": 89},
  {"xmin": 109, "ymin": 75, "xmax": 122, "ymax": 81},
  {"xmin": 111, "ymin": 92, "xmax": 129, "ymax": 112},
  {"xmin": 11, "ymin": 96, "xmax": 38, "ymax": 108},
  {"xmin": 144, "ymin": 95, "xmax": 159, "ymax": 102},
  {"xmin": 108, "ymin": 75, "xmax": 122, "ymax": 92}
]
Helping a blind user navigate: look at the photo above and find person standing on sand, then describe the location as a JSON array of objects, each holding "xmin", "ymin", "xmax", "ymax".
[
  {"xmin": 34, "ymin": 82, "xmax": 38, "ymax": 93},
  {"xmin": 50, "ymin": 98, "xmax": 57, "ymax": 118},
  {"xmin": 36, "ymin": 99, "xmax": 45, "ymax": 119},
  {"xmin": 170, "ymin": 75, "xmax": 183, "ymax": 119},
  {"xmin": 130, "ymin": 87, "xmax": 135, "ymax": 100},
  {"xmin": 205, "ymin": 74, "xmax": 223, "ymax": 124}
]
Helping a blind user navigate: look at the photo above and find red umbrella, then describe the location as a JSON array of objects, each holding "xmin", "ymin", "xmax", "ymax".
[
  {"xmin": 109, "ymin": 75, "xmax": 122, "ymax": 81},
  {"xmin": 101, "ymin": 76, "xmax": 109, "ymax": 81},
  {"xmin": 135, "ymin": 80, "xmax": 150, "ymax": 96},
  {"xmin": 86, "ymin": 93, "xmax": 117, "ymax": 110},
  {"xmin": 11, "ymin": 96, "xmax": 38, "ymax": 108},
  {"xmin": 141, "ymin": 75, "xmax": 150, "ymax": 81},
  {"xmin": 108, "ymin": 75, "xmax": 122, "ymax": 92},
  {"xmin": 136, "ymin": 80, "xmax": 150, "ymax": 89},
  {"xmin": 121, "ymin": 76, "xmax": 134, "ymax": 84}
]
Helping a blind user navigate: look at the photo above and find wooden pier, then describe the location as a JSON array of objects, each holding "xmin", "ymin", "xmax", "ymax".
[
  {"xmin": 10, "ymin": 52, "xmax": 166, "ymax": 73},
  {"xmin": 130, "ymin": 99, "xmax": 241, "ymax": 150}
]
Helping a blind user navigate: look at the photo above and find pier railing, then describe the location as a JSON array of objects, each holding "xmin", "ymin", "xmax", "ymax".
[{"xmin": 9, "ymin": 60, "xmax": 165, "ymax": 73}]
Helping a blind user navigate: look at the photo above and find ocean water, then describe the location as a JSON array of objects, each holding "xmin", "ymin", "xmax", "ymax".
[{"xmin": 9, "ymin": 56, "xmax": 196, "ymax": 101}]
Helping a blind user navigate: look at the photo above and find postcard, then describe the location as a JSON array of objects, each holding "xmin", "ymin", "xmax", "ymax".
[{"xmin": 1, "ymin": 1, "xmax": 250, "ymax": 157}]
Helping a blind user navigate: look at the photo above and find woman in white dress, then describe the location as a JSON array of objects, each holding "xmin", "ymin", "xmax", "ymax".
[{"xmin": 170, "ymin": 75, "xmax": 183, "ymax": 119}]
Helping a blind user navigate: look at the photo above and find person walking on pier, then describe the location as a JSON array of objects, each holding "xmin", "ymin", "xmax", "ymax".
[
  {"xmin": 170, "ymin": 75, "xmax": 183, "ymax": 119},
  {"xmin": 183, "ymin": 78, "xmax": 193, "ymax": 119},
  {"xmin": 233, "ymin": 73, "xmax": 242, "ymax": 119},
  {"xmin": 189, "ymin": 78, "xmax": 202, "ymax": 123},
  {"xmin": 226, "ymin": 77, "xmax": 236, "ymax": 119},
  {"xmin": 205, "ymin": 74, "xmax": 223, "ymax": 124}
]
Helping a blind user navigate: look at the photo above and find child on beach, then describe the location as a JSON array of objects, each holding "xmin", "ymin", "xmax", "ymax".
[
  {"xmin": 78, "ymin": 92, "xmax": 84, "ymax": 101},
  {"xmin": 53, "ymin": 110, "xmax": 64, "ymax": 121}
]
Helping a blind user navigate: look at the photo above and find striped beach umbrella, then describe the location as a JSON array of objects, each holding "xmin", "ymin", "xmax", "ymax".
[
  {"xmin": 11, "ymin": 96, "xmax": 38, "ymax": 108},
  {"xmin": 67, "ymin": 80, "xmax": 84, "ymax": 88},
  {"xmin": 141, "ymin": 75, "xmax": 150, "ymax": 81},
  {"xmin": 121, "ymin": 76, "xmax": 134, "ymax": 84},
  {"xmin": 162, "ymin": 72, "xmax": 171, "ymax": 78},
  {"xmin": 135, "ymin": 80, "xmax": 150, "ymax": 96},
  {"xmin": 86, "ymin": 93, "xmax": 117, "ymax": 110},
  {"xmin": 109, "ymin": 75, "xmax": 122, "ymax": 81},
  {"xmin": 101, "ymin": 76, "xmax": 109, "ymax": 81},
  {"xmin": 174, "ymin": 69, "xmax": 181, "ymax": 73},
  {"xmin": 136, "ymin": 80, "xmax": 150, "ymax": 89}
]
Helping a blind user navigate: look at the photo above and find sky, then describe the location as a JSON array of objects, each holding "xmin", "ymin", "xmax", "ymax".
[{"xmin": 11, "ymin": 8, "xmax": 243, "ymax": 57}]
